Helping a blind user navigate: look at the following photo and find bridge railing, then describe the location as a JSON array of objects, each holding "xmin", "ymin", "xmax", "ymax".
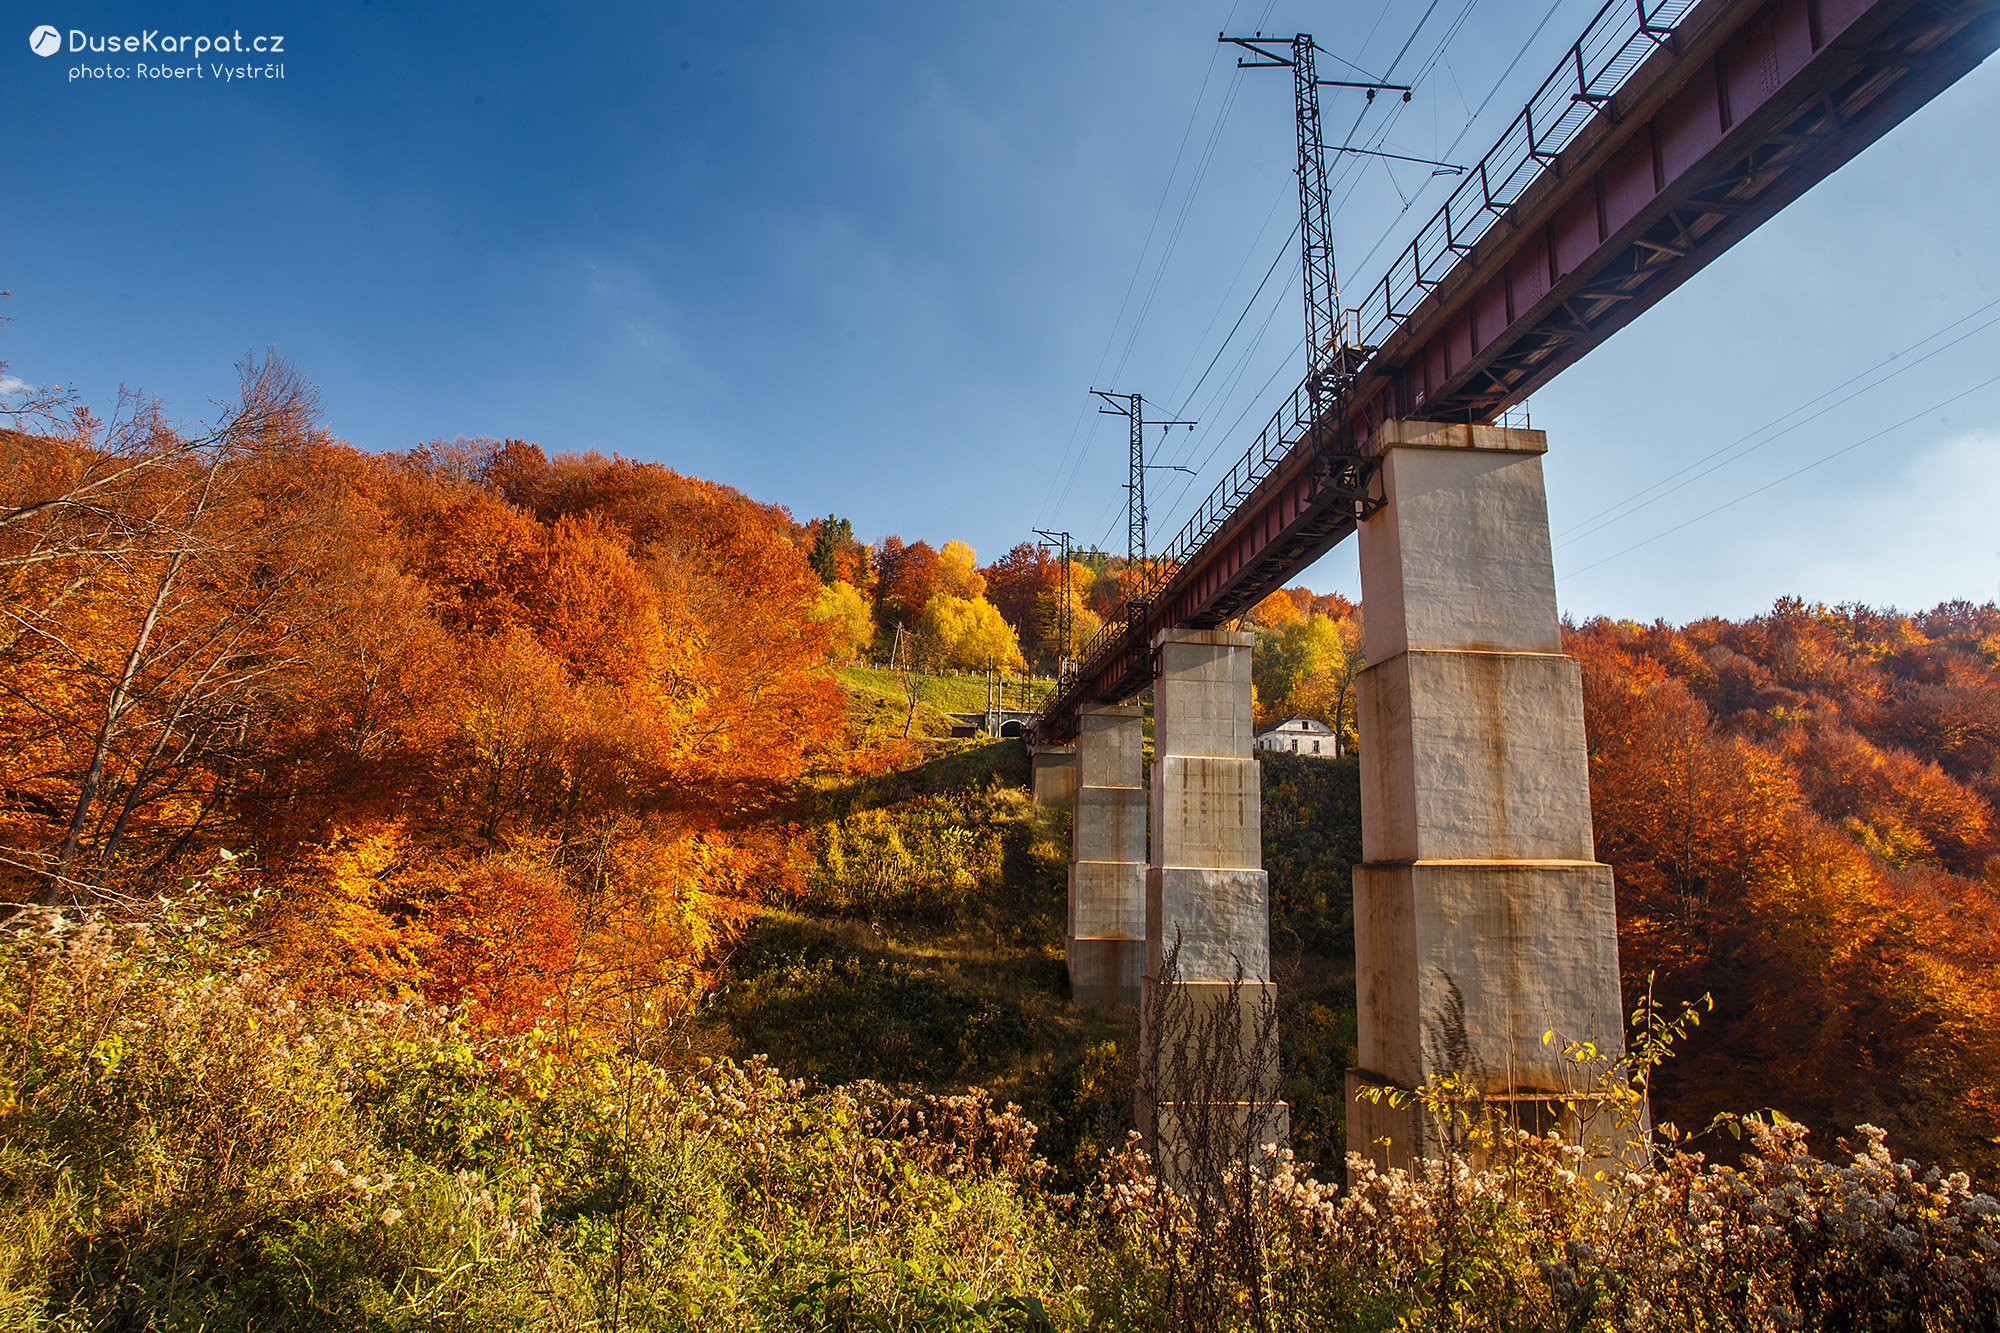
[
  {"xmin": 1043, "ymin": 0, "xmax": 1710, "ymax": 730},
  {"xmin": 1349, "ymin": 0, "xmax": 1702, "ymax": 352},
  {"xmin": 1057, "ymin": 372, "xmax": 1326, "ymax": 695}
]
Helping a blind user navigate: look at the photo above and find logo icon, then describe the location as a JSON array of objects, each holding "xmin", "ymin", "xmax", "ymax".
[{"xmin": 29, "ymin": 25, "xmax": 60, "ymax": 56}]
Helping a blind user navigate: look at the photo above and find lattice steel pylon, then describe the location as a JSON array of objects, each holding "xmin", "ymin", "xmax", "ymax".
[
  {"xmin": 1091, "ymin": 390, "xmax": 1195, "ymax": 568},
  {"xmin": 1033, "ymin": 527, "xmax": 1075, "ymax": 678},
  {"xmin": 1222, "ymin": 34, "xmax": 1405, "ymax": 412},
  {"xmin": 1293, "ymin": 38, "xmax": 1341, "ymax": 403},
  {"xmin": 1122, "ymin": 392, "xmax": 1145, "ymax": 563}
]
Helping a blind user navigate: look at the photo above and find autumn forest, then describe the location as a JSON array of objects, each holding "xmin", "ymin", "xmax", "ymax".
[{"xmin": 5, "ymin": 357, "xmax": 2000, "ymax": 1326}]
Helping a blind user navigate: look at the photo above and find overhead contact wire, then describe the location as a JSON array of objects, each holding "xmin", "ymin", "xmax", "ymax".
[{"xmin": 1566, "ymin": 369, "xmax": 2000, "ymax": 578}]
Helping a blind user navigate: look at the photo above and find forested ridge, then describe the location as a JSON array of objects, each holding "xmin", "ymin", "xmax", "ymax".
[
  {"xmin": 4, "ymin": 358, "xmax": 2000, "ymax": 1326},
  {"xmin": 4, "ymin": 358, "xmax": 1997, "ymax": 1162},
  {"xmin": 0, "ymin": 357, "xmax": 1353, "ymax": 1029},
  {"xmin": 1, "ymin": 359, "xmax": 846, "ymax": 1024},
  {"xmin": 1570, "ymin": 605, "xmax": 2000, "ymax": 1172}
]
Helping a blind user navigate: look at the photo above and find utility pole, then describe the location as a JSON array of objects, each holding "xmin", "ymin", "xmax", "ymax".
[
  {"xmin": 896, "ymin": 624, "xmax": 930, "ymax": 738},
  {"xmin": 1220, "ymin": 34, "xmax": 1409, "ymax": 412},
  {"xmin": 1033, "ymin": 527, "xmax": 1074, "ymax": 680},
  {"xmin": 1090, "ymin": 390, "xmax": 1195, "ymax": 568}
]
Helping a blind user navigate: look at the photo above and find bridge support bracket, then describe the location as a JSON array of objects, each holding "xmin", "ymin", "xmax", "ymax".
[{"xmin": 1312, "ymin": 449, "xmax": 1387, "ymax": 523}]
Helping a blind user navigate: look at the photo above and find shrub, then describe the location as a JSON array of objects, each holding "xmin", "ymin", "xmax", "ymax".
[
  {"xmin": 716, "ymin": 936, "xmax": 1037, "ymax": 1086},
  {"xmin": 0, "ymin": 908, "xmax": 1079, "ymax": 1329},
  {"xmin": 798, "ymin": 795, "xmax": 1006, "ymax": 922},
  {"xmin": 1093, "ymin": 1088, "xmax": 2000, "ymax": 1332},
  {"xmin": 7, "ymin": 907, "xmax": 1997, "ymax": 1332}
]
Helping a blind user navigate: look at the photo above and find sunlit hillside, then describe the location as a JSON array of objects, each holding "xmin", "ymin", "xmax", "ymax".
[{"xmin": 4, "ymin": 363, "xmax": 1999, "ymax": 1327}]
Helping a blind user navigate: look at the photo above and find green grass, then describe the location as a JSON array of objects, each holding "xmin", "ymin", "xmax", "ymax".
[
  {"xmin": 710, "ymin": 739, "xmax": 1367, "ymax": 1186},
  {"xmin": 711, "ymin": 913, "xmax": 1134, "ymax": 1185},
  {"xmin": 836, "ymin": 666, "xmax": 1054, "ymax": 719},
  {"xmin": 832, "ymin": 667, "xmax": 965, "ymax": 743},
  {"xmin": 711, "ymin": 738, "xmax": 1138, "ymax": 1187}
]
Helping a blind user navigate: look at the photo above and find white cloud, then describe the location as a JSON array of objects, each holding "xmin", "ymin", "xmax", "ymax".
[
  {"xmin": 0, "ymin": 375, "xmax": 30, "ymax": 397},
  {"xmin": 1559, "ymin": 428, "xmax": 2000, "ymax": 620},
  {"xmin": 1784, "ymin": 428, "xmax": 2000, "ymax": 609}
]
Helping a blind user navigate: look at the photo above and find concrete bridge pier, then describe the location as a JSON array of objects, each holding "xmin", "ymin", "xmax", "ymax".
[
  {"xmin": 1139, "ymin": 628, "xmax": 1286, "ymax": 1176},
  {"xmin": 1066, "ymin": 702, "xmax": 1146, "ymax": 1006},
  {"xmin": 1347, "ymin": 420, "xmax": 1627, "ymax": 1169}
]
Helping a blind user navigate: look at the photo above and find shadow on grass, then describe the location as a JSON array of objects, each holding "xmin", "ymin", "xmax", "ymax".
[
  {"xmin": 715, "ymin": 746, "xmax": 1369, "ymax": 1186},
  {"xmin": 716, "ymin": 914, "xmax": 1040, "ymax": 1087}
]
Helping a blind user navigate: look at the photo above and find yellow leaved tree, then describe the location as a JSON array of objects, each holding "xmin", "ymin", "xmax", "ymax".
[
  {"xmin": 813, "ymin": 579, "xmax": 873, "ymax": 664},
  {"xmin": 920, "ymin": 594, "xmax": 1025, "ymax": 672}
]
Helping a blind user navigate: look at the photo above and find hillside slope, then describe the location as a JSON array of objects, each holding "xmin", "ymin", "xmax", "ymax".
[
  {"xmin": 703, "ymin": 732, "xmax": 1364, "ymax": 1183},
  {"xmin": 728, "ymin": 604, "xmax": 2000, "ymax": 1181}
]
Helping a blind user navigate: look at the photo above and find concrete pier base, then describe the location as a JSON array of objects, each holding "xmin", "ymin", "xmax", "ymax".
[
  {"xmin": 1140, "ymin": 629, "xmax": 1286, "ymax": 1176},
  {"xmin": 1348, "ymin": 420, "xmax": 1627, "ymax": 1171},
  {"xmin": 1067, "ymin": 702, "xmax": 1146, "ymax": 1007}
]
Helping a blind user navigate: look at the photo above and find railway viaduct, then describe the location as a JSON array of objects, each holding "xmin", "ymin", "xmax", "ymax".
[{"xmin": 1026, "ymin": 0, "xmax": 2000, "ymax": 1171}]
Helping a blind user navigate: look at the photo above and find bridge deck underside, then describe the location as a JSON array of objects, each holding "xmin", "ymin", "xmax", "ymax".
[
  {"xmin": 1353, "ymin": 0, "xmax": 2000, "ymax": 432},
  {"xmin": 1032, "ymin": 0, "xmax": 2000, "ymax": 743}
]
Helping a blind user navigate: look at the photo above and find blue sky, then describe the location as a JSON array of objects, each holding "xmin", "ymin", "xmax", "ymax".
[{"xmin": 5, "ymin": 0, "xmax": 1998, "ymax": 623}]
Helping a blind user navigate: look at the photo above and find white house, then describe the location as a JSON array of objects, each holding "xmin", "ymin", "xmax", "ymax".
[{"xmin": 1254, "ymin": 716, "xmax": 1337, "ymax": 756}]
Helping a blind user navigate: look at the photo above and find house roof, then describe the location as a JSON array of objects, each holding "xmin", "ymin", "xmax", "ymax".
[{"xmin": 1255, "ymin": 716, "xmax": 1332, "ymax": 737}]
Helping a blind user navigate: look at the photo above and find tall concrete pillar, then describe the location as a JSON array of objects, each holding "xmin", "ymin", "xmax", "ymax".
[
  {"xmin": 1029, "ymin": 743, "xmax": 1077, "ymax": 809},
  {"xmin": 1347, "ymin": 420, "xmax": 1625, "ymax": 1169},
  {"xmin": 1067, "ymin": 702, "xmax": 1146, "ymax": 1006},
  {"xmin": 1141, "ymin": 629, "xmax": 1286, "ymax": 1171}
]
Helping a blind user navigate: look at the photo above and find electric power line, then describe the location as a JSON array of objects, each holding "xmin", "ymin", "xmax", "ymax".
[
  {"xmin": 1337, "ymin": 0, "xmax": 1574, "ymax": 298},
  {"xmin": 1105, "ymin": 67, "xmax": 1254, "ymax": 393},
  {"xmin": 1556, "ymin": 298, "xmax": 2000, "ymax": 547},
  {"xmin": 1164, "ymin": 202, "xmax": 1295, "ymax": 407},
  {"xmin": 1091, "ymin": 390, "xmax": 1196, "ymax": 564},
  {"xmin": 1566, "ymin": 369, "xmax": 2000, "ymax": 579},
  {"xmin": 1035, "ymin": 37, "xmax": 1232, "ymax": 530},
  {"xmin": 1046, "ymin": 59, "xmax": 1250, "ymax": 529},
  {"xmin": 1146, "ymin": 325, "xmax": 1310, "ymax": 542},
  {"xmin": 1159, "ymin": 250, "xmax": 1302, "ymax": 475},
  {"xmin": 1171, "ymin": 226, "xmax": 1299, "ymax": 418},
  {"xmin": 1046, "ymin": 0, "xmax": 1284, "ymax": 531},
  {"xmin": 1067, "ymin": 1, "xmax": 1538, "ymax": 560}
]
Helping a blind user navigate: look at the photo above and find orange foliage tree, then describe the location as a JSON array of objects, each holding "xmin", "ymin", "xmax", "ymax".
[
  {"xmin": 874, "ymin": 535, "xmax": 941, "ymax": 632},
  {"xmin": 1571, "ymin": 603, "xmax": 2000, "ymax": 1173},
  {"xmin": 4, "ymin": 363, "xmax": 848, "ymax": 1034},
  {"xmin": 0, "ymin": 357, "xmax": 346, "ymax": 903}
]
